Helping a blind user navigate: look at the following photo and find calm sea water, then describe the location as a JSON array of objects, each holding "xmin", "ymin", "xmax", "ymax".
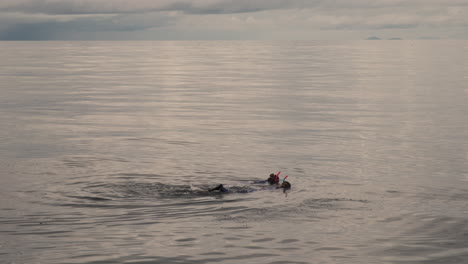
[{"xmin": 1, "ymin": 41, "xmax": 467, "ymax": 264}]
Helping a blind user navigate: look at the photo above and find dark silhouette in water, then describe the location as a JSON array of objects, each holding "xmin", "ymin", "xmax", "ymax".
[{"xmin": 208, "ymin": 173, "xmax": 291, "ymax": 194}]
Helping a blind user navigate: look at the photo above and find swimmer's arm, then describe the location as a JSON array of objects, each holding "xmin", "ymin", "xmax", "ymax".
[{"xmin": 252, "ymin": 180, "xmax": 267, "ymax": 184}]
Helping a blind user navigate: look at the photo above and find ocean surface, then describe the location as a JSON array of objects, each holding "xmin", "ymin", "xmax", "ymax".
[{"xmin": 0, "ymin": 40, "xmax": 467, "ymax": 264}]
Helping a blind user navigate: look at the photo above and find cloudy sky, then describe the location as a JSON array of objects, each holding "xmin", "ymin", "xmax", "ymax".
[{"xmin": 0, "ymin": 0, "xmax": 467, "ymax": 40}]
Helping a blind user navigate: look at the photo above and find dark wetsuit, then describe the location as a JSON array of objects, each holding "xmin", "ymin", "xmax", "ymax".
[
  {"xmin": 209, "ymin": 184, "xmax": 229, "ymax": 193},
  {"xmin": 208, "ymin": 184, "xmax": 260, "ymax": 193},
  {"xmin": 208, "ymin": 174, "xmax": 290, "ymax": 194},
  {"xmin": 208, "ymin": 183, "xmax": 287, "ymax": 194}
]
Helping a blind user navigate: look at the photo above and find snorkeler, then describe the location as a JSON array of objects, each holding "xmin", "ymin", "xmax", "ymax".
[
  {"xmin": 253, "ymin": 172, "xmax": 280, "ymax": 185},
  {"xmin": 278, "ymin": 181, "xmax": 291, "ymax": 194},
  {"xmin": 208, "ymin": 173, "xmax": 291, "ymax": 194},
  {"xmin": 267, "ymin": 173, "xmax": 280, "ymax": 185}
]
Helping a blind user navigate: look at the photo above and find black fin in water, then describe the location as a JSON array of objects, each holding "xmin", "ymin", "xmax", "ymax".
[{"xmin": 209, "ymin": 184, "xmax": 224, "ymax": 192}]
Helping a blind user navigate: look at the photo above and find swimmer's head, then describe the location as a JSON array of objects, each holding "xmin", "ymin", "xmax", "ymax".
[
  {"xmin": 279, "ymin": 181, "xmax": 291, "ymax": 189},
  {"xmin": 267, "ymin": 173, "xmax": 279, "ymax": 185},
  {"xmin": 279, "ymin": 181, "xmax": 291, "ymax": 195}
]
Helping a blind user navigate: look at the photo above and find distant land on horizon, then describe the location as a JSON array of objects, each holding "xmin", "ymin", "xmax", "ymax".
[
  {"xmin": 367, "ymin": 36, "xmax": 402, "ymax": 40},
  {"xmin": 366, "ymin": 36, "xmax": 450, "ymax": 40}
]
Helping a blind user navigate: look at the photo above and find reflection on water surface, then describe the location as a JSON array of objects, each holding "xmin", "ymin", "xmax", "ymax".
[{"xmin": 1, "ymin": 40, "xmax": 467, "ymax": 263}]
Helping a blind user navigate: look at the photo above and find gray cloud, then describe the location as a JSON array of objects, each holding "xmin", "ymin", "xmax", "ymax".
[
  {"xmin": 1, "ymin": 0, "xmax": 467, "ymax": 15},
  {"xmin": 0, "ymin": 0, "xmax": 467, "ymax": 40},
  {"xmin": 0, "ymin": 0, "xmax": 310, "ymax": 15},
  {"xmin": 0, "ymin": 11, "xmax": 175, "ymax": 40}
]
